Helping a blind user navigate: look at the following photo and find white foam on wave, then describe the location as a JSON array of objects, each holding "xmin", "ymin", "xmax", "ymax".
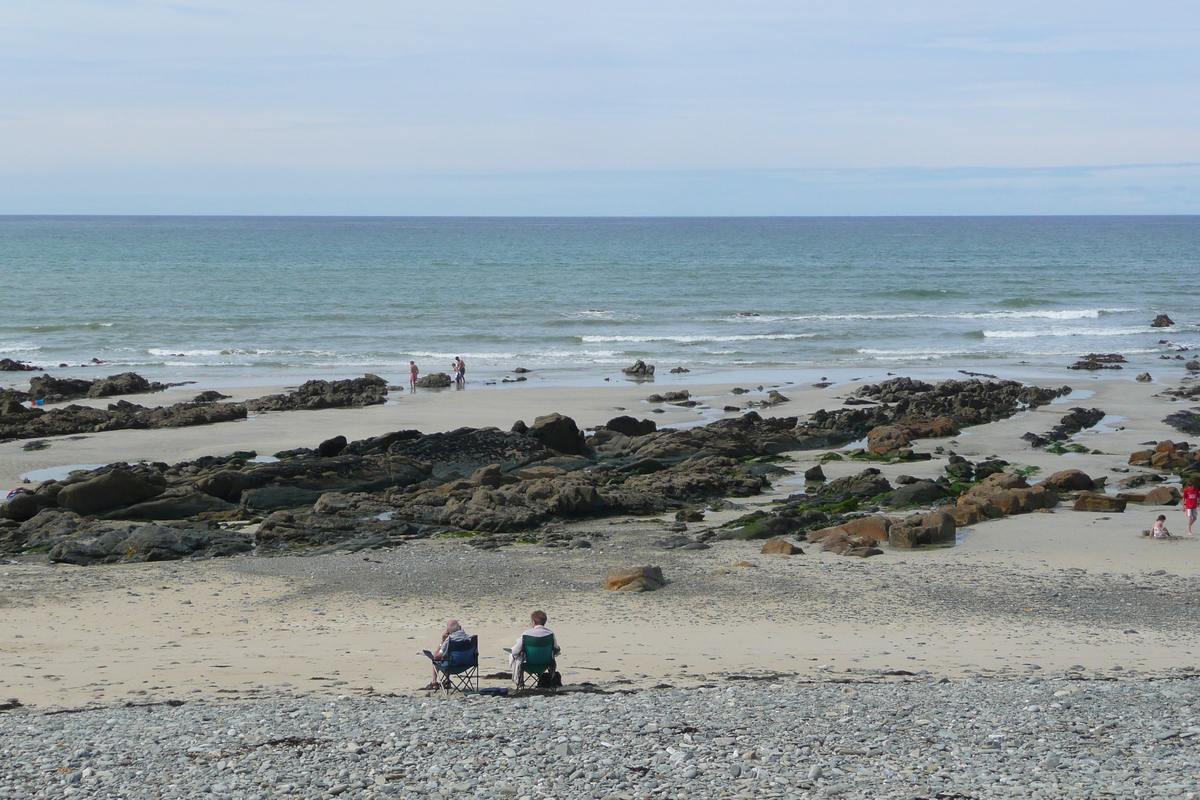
[
  {"xmin": 729, "ymin": 308, "xmax": 1132, "ymax": 323},
  {"xmin": 0, "ymin": 343, "xmax": 40, "ymax": 354},
  {"xmin": 982, "ymin": 326, "xmax": 1153, "ymax": 339},
  {"xmin": 580, "ymin": 333, "xmax": 817, "ymax": 344},
  {"xmin": 557, "ymin": 310, "xmax": 642, "ymax": 321}
]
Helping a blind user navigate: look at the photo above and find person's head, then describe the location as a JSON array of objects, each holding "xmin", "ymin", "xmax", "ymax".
[
  {"xmin": 445, "ymin": 619, "xmax": 461, "ymax": 633},
  {"xmin": 531, "ymin": 610, "xmax": 547, "ymax": 626},
  {"xmin": 1158, "ymin": 515, "xmax": 1167, "ymax": 522},
  {"xmin": 410, "ymin": 360, "xmax": 415, "ymax": 366}
]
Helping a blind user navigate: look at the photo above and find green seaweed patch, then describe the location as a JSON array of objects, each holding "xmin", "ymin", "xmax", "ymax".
[
  {"xmin": 848, "ymin": 451, "xmax": 896, "ymax": 462},
  {"xmin": 21, "ymin": 441, "xmax": 50, "ymax": 451},
  {"xmin": 436, "ymin": 530, "xmax": 477, "ymax": 539},
  {"xmin": 1046, "ymin": 442, "xmax": 1089, "ymax": 455},
  {"xmin": 721, "ymin": 510, "xmax": 769, "ymax": 529},
  {"xmin": 819, "ymin": 452, "xmax": 844, "ymax": 463},
  {"xmin": 1014, "ymin": 464, "xmax": 1042, "ymax": 477}
]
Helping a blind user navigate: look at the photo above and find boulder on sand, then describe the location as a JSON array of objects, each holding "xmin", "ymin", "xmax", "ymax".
[
  {"xmin": 761, "ymin": 538, "xmax": 802, "ymax": 555},
  {"xmin": 604, "ymin": 565, "xmax": 666, "ymax": 592},
  {"xmin": 57, "ymin": 469, "xmax": 165, "ymax": 515},
  {"xmin": 415, "ymin": 372, "xmax": 452, "ymax": 388},
  {"xmin": 1072, "ymin": 492, "xmax": 1127, "ymax": 513},
  {"xmin": 528, "ymin": 413, "xmax": 587, "ymax": 455}
]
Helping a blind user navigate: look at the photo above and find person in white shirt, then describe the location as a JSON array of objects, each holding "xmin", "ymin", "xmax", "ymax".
[{"xmin": 509, "ymin": 610, "xmax": 560, "ymax": 683}]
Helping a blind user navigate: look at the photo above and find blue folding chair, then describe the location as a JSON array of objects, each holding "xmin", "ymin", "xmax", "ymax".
[{"xmin": 425, "ymin": 635, "xmax": 479, "ymax": 695}]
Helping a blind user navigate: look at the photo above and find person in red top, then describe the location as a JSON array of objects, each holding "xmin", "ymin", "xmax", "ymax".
[{"xmin": 1183, "ymin": 480, "xmax": 1199, "ymax": 536}]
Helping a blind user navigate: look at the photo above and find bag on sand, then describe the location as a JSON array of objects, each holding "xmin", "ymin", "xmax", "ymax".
[{"xmin": 537, "ymin": 671, "xmax": 563, "ymax": 689}]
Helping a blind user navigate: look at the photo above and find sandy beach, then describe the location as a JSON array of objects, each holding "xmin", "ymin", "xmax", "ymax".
[{"xmin": 3, "ymin": 367, "xmax": 1200, "ymax": 711}]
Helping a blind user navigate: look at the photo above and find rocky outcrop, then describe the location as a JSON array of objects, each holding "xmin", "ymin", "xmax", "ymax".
[
  {"xmin": 604, "ymin": 565, "xmax": 665, "ymax": 592},
  {"xmin": 1, "ymin": 510, "xmax": 252, "ymax": 566},
  {"xmin": 0, "ymin": 399, "xmax": 247, "ymax": 443},
  {"xmin": 527, "ymin": 413, "xmax": 586, "ymax": 455},
  {"xmin": 1164, "ymin": 410, "xmax": 1200, "ymax": 437},
  {"xmin": 1068, "ymin": 354, "xmax": 1125, "ymax": 371},
  {"xmin": 245, "ymin": 375, "xmax": 387, "ymax": 412},
  {"xmin": 57, "ymin": 468, "xmax": 166, "ymax": 515},
  {"xmin": 622, "ymin": 360, "xmax": 655, "ymax": 377},
  {"xmin": 1021, "ymin": 408, "xmax": 1105, "ymax": 448},
  {"xmin": 801, "ymin": 378, "xmax": 1069, "ymax": 447},
  {"xmin": 0, "ymin": 359, "xmax": 40, "ymax": 372},
  {"xmin": 415, "ymin": 373, "xmax": 452, "ymax": 388},
  {"xmin": 1152, "ymin": 314, "xmax": 1175, "ymax": 328},
  {"xmin": 1073, "ymin": 492, "xmax": 1127, "ymax": 513},
  {"xmin": 87, "ymin": 372, "xmax": 166, "ymax": 398},
  {"xmin": 1128, "ymin": 440, "xmax": 1194, "ymax": 470},
  {"xmin": 27, "ymin": 372, "xmax": 168, "ymax": 402},
  {"xmin": 28, "ymin": 374, "xmax": 94, "ymax": 401},
  {"xmin": 603, "ymin": 416, "xmax": 657, "ymax": 437}
]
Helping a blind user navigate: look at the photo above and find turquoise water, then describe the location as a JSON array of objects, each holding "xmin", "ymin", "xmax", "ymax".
[{"xmin": 2, "ymin": 216, "xmax": 1197, "ymax": 386}]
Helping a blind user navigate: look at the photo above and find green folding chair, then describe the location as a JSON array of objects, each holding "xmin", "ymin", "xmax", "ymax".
[{"xmin": 505, "ymin": 634, "xmax": 558, "ymax": 691}]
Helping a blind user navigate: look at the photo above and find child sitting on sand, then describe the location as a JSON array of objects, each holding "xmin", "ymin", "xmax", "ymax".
[{"xmin": 1144, "ymin": 515, "xmax": 1172, "ymax": 539}]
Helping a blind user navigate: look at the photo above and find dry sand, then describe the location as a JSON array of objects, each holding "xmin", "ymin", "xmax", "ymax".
[{"xmin": 3, "ymin": 368, "xmax": 1200, "ymax": 710}]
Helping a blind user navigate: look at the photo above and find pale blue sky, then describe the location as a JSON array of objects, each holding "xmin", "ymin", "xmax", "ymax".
[{"xmin": 2, "ymin": 1, "xmax": 1198, "ymax": 214}]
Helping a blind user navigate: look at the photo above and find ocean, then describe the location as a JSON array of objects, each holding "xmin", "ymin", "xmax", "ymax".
[{"xmin": 2, "ymin": 216, "xmax": 1197, "ymax": 387}]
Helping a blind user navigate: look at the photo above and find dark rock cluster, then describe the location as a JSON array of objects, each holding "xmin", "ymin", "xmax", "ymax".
[
  {"xmin": 0, "ymin": 377, "xmax": 1075, "ymax": 565},
  {"xmin": 1021, "ymin": 407, "xmax": 1106, "ymax": 448}
]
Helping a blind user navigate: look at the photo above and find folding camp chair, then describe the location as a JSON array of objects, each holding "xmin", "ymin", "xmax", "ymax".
[
  {"xmin": 425, "ymin": 635, "xmax": 479, "ymax": 695},
  {"xmin": 505, "ymin": 634, "xmax": 558, "ymax": 691}
]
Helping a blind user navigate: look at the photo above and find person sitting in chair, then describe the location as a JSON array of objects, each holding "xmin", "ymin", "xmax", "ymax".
[
  {"xmin": 509, "ymin": 609, "xmax": 560, "ymax": 684},
  {"xmin": 426, "ymin": 619, "xmax": 469, "ymax": 689}
]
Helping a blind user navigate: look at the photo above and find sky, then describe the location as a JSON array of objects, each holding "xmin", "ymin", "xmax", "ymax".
[{"xmin": 2, "ymin": 1, "xmax": 1199, "ymax": 215}]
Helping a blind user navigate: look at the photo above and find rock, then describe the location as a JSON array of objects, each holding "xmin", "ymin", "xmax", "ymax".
[
  {"xmin": 0, "ymin": 359, "xmax": 40, "ymax": 372},
  {"xmin": 867, "ymin": 425, "xmax": 910, "ymax": 455},
  {"xmin": 886, "ymin": 480, "xmax": 944, "ymax": 506},
  {"xmin": 1187, "ymin": 361, "xmax": 1200, "ymax": 373},
  {"xmin": 675, "ymin": 508, "xmax": 705, "ymax": 522},
  {"xmin": 469, "ymin": 464, "xmax": 506, "ymax": 488},
  {"xmin": 1, "ymin": 491, "xmax": 45, "ymax": 522},
  {"xmin": 1143, "ymin": 486, "xmax": 1181, "ymax": 505},
  {"xmin": 97, "ymin": 491, "xmax": 238, "ymax": 521},
  {"xmin": 193, "ymin": 390, "xmax": 231, "ymax": 402},
  {"xmin": 809, "ymin": 515, "xmax": 892, "ymax": 544},
  {"xmin": 767, "ymin": 390, "xmax": 790, "ymax": 404},
  {"xmin": 803, "ymin": 465, "xmax": 825, "ymax": 482},
  {"xmin": 888, "ymin": 510, "xmax": 956, "ymax": 548},
  {"xmin": 318, "ymin": 435, "xmax": 348, "ymax": 457},
  {"xmin": 1069, "ymin": 354, "xmax": 1125, "ymax": 371},
  {"xmin": 819, "ymin": 469, "xmax": 892, "ymax": 500},
  {"xmin": 761, "ymin": 538, "xmax": 802, "ymax": 555},
  {"xmin": 1072, "ymin": 492, "xmax": 1127, "ymax": 512},
  {"xmin": 245, "ymin": 375, "xmax": 387, "ymax": 411},
  {"xmin": 415, "ymin": 372, "xmax": 453, "ymax": 388},
  {"xmin": 87, "ymin": 372, "xmax": 165, "ymax": 398},
  {"xmin": 669, "ymin": 367, "xmax": 690, "ymax": 373},
  {"xmin": 604, "ymin": 565, "xmax": 665, "ymax": 592},
  {"xmin": 621, "ymin": 360, "xmax": 655, "ymax": 376},
  {"xmin": 603, "ymin": 416, "xmax": 657, "ymax": 437},
  {"xmin": 27, "ymin": 374, "xmax": 94, "ymax": 401},
  {"xmin": 1041, "ymin": 469, "xmax": 1095, "ymax": 492},
  {"xmin": 1136, "ymin": 372, "xmax": 1152, "ymax": 383},
  {"xmin": 1151, "ymin": 314, "xmax": 1175, "ymax": 328},
  {"xmin": 527, "ymin": 413, "xmax": 586, "ymax": 455},
  {"xmin": 57, "ymin": 469, "xmax": 166, "ymax": 515}
]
